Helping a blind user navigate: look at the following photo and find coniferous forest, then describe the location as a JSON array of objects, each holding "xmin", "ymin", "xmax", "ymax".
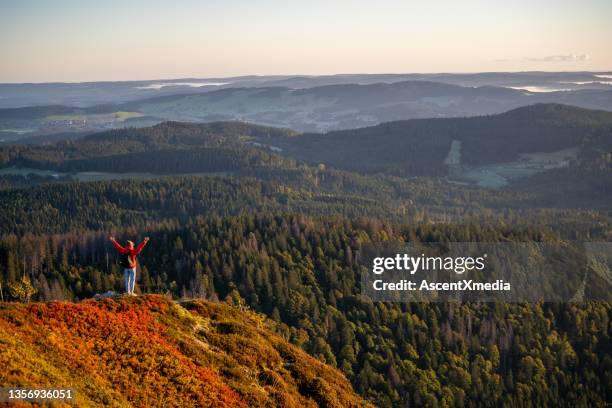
[{"xmin": 0, "ymin": 109, "xmax": 610, "ymax": 407}]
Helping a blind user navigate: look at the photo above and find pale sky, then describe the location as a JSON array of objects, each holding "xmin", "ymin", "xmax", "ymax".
[{"xmin": 1, "ymin": 0, "xmax": 611, "ymax": 83}]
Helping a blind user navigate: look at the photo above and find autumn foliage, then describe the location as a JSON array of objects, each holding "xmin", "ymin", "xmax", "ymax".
[{"xmin": 0, "ymin": 295, "xmax": 367, "ymax": 407}]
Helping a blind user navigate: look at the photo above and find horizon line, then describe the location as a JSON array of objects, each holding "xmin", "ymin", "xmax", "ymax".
[{"xmin": 2, "ymin": 69, "xmax": 612, "ymax": 85}]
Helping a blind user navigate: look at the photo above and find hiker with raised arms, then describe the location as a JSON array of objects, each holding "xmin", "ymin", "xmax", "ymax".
[{"xmin": 109, "ymin": 236, "xmax": 150, "ymax": 295}]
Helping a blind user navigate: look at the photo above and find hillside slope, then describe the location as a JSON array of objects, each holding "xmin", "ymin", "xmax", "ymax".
[
  {"xmin": 0, "ymin": 295, "xmax": 368, "ymax": 407},
  {"xmin": 265, "ymin": 103, "xmax": 612, "ymax": 175}
]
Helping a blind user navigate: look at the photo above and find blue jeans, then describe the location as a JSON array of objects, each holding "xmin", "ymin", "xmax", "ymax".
[{"xmin": 124, "ymin": 268, "xmax": 136, "ymax": 294}]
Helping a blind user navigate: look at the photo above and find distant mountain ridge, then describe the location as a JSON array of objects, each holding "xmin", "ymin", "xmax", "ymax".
[
  {"xmin": 1, "ymin": 71, "xmax": 611, "ymax": 108},
  {"xmin": 125, "ymin": 81, "xmax": 612, "ymax": 132},
  {"xmin": 2, "ymin": 78, "xmax": 612, "ymax": 140}
]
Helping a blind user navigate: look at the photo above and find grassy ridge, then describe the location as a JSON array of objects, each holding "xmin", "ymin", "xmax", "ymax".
[{"xmin": 0, "ymin": 295, "xmax": 368, "ymax": 407}]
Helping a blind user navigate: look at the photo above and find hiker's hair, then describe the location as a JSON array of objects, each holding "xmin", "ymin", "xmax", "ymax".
[{"xmin": 126, "ymin": 240, "xmax": 134, "ymax": 247}]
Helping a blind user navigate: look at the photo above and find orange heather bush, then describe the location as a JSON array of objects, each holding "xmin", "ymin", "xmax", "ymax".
[
  {"xmin": 0, "ymin": 295, "xmax": 368, "ymax": 408},
  {"xmin": 182, "ymin": 300, "xmax": 369, "ymax": 407}
]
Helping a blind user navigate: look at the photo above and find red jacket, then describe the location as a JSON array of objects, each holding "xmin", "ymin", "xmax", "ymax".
[{"xmin": 111, "ymin": 240, "xmax": 147, "ymax": 268}]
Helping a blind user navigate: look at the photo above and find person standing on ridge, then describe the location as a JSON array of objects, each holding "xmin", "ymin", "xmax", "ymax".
[{"xmin": 109, "ymin": 236, "xmax": 150, "ymax": 295}]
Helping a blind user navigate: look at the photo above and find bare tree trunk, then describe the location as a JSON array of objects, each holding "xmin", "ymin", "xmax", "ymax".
[{"xmin": 0, "ymin": 281, "xmax": 4, "ymax": 302}]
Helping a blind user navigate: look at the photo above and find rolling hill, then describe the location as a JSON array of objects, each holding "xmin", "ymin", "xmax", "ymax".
[
  {"xmin": 0, "ymin": 294, "xmax": 369, "ymax": 407},
  {"xmin": 0, "ymin": 121, "xmax": 296, "ymax": 174},
  {"xmin": 2, "ymin": 79, "xmax": 612, "ymax": 140},
  {"xmin": 123, "ymin": 82, "xmax": 612, "ymax": 132},
  {"xmin": 265, "ymin": 103, "xmax": 612, "ymax": 174}
]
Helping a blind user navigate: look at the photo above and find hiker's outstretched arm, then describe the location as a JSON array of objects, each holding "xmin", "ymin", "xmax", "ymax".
[
  {"xmin": 134, "ymin": 237, "xmax": 149, "ymax": 255},
  {"xmin": 110, "ymin": 239, "xmax": 128, "ymax": 254}
]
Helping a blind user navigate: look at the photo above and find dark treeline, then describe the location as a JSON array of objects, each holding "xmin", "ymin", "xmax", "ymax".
[
  {"xmin": 40, "ymin": 147, "xmax": 288, "ymax": 174},
  {"xmin": 0, "ymin": 177, "xmax": 397, "ymax": 235},
  {"xmin": 0, "ymin": 174, "xmax": 73, "ymax": 190},
  {"xmin": 0, "ymin": 214, "xmax": 609, "ymax": 407},
  {"xmin": 0, "ymin": 175, "xmax": 609, "ymax": 240},
  {"xmin": 512, "ymin": 158, "xmax": 611, "ymax": 209},
  {"xmin": 0, "ymin": 104, "xmax": 121, "ymax": 120},
  {"xmin": 0, "ymin": 121, "xmax": 294, "ymax": 169}
]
